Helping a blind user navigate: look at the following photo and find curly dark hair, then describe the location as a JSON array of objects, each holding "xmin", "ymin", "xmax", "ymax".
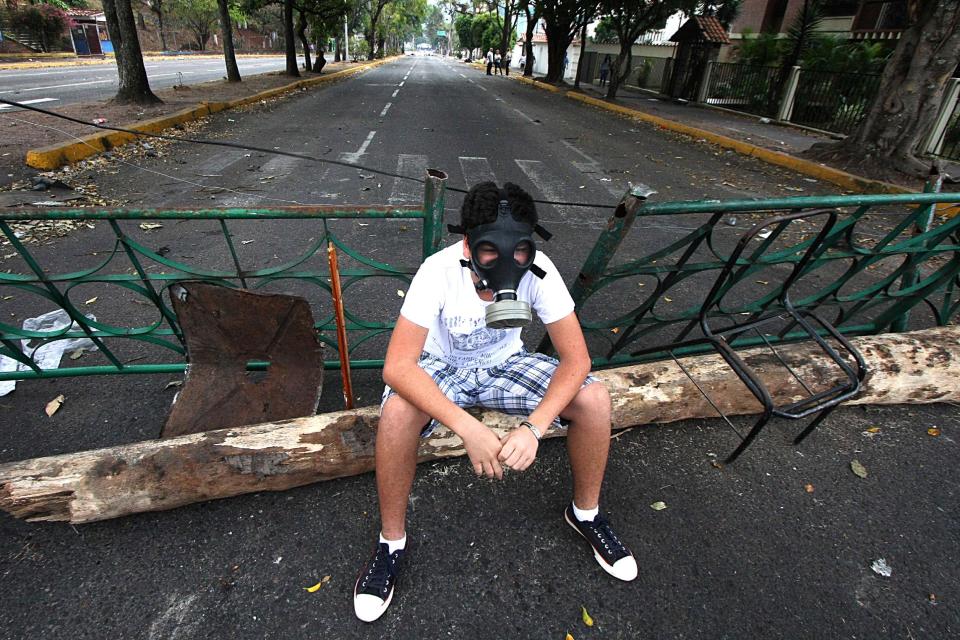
[{"xmin": 459, "ymin": 181, "xmax": 537, "ymax": 233}]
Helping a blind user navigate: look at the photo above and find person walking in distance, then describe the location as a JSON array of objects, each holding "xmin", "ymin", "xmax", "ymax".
[
  {"xmin": 599, "ymin": 54, "xmax": 611, "ymax": 87},
  {"xmin": 494, "ymin": 49, "xmax": 503, "ymax": 75},
  {"xmin": 352, "ymin": 182, "xmax": 638, "ymax": 623},
  {"xmin": 486, "ymin": 49, "xmax": 493, "ymax": 75}
]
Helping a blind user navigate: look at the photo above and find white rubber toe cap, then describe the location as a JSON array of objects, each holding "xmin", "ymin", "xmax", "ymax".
[
  {"xmin": 354, "ymin": 593, "xmax": 391, "ymax": 623},
  {"xmin": 594, "ymin": 551, "xmax": 638, "ymax": 582}
]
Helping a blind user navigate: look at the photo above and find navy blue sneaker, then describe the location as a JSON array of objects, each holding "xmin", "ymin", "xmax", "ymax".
[
  {"xmin": 564, "ymin": 504, "xmax": 638, "ymax": 581},
  {"xmin": 354, "ymin": 543, "xmax": 405, "ymax": 622}
]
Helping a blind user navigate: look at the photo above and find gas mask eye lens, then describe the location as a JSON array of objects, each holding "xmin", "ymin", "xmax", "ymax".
[
  {"xmin": 475, "ymin": 242, "xmax": 499, "ymax": 266},
  {"xmin": 513, "ymin": 241, "xmax": 533, "ymax": 267}
]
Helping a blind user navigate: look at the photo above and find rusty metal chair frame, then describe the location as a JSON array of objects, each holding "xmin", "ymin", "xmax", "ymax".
[{"xmin": 632, "ymin": 209, "xmax": 867, "ymax": 463}]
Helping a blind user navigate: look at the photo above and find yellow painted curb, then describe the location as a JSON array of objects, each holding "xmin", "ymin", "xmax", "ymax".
[
  {"xmin": 24, "ymin": 58, "xmax": 395, "ymax": 171},
  {"xmin": 564, "ymin": 91, "xmax": 911, "ymax": 195}
]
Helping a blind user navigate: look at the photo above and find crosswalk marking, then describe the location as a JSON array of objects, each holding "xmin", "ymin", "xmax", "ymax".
[
  {"xmin": 458, "ymin": 157, "xmax": 496, "ymax": 187},
  {"xmin": 514, "ymin": 159, "xmax": 575, "ymax": 221},
  {"xmin": 342, "ymin": 130, "xmax": 377, "ymax": 164},
  {"xmin": 0, "ymin": 97, "xmax": 59, "ymax": 110},
  {"xmin": 389, "ymin": 154, "xmax": 429, "ymax": 204}
]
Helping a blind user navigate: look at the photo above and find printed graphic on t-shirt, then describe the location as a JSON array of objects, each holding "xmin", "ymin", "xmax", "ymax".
[{"xmin": 449, "ymin": 327, "xmax": 507, "ymax": 352}]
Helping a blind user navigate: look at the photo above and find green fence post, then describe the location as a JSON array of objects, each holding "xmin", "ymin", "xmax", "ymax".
[
  {"xmin": 536, "ymin": 184, "xmax": 656, "ymax": 355},
  {"xmin": 422, "ymin": 168, "xmax": 448, "ymax": 259},
  {"xmin": 891, "ymin": 167, "xmax": 943, "ymax": 332}
]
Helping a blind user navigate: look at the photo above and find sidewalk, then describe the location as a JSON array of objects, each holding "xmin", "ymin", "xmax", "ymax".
[
  {"xmin": 577, "ymin": 81, "xmax": 831, "ymax": 158},
  {"xmin": 504, "ymin": 65, "xmax": 959, "ymax": 194}
]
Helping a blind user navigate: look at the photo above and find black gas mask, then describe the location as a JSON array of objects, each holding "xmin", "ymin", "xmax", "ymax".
[{"xmin": 449, "ymin": 189, "xmax": 552, "ymax": 329}]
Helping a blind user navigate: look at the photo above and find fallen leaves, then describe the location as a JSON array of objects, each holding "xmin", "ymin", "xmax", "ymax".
[
  {"xmin": 650, "ymin": 501, "xmax": 667, "ymax": 511},
  {"xmin": 850, "ymin": 459, "xmax": 868, "ymax": 479},
  {"xmin": 164, "ymin": 380, "xmax": 183, "ymax": 390},
  {"xmin": 397, "ymin": 289, "xmax": 405, "ymax": 298},
  {"xmin": 804, "ymin": 483, "xmax": 815, "ymax": 493},
  {"xmin": 927, "ymin": 427, "xmax": 941, "ymax": 437},
  {"xmin": 565, "ymin": 634, "xmax": 575, "ymax": 640},
  {"xmin": 139, "ymin": 223, "xmax": 163, "ymax": 231},
  {"xmin": 581, "ymin": 607, "xmax": 594, "ymax": 627},
  {"xmin": 84, "ymin": 297, "xmax": 98, "ymax": 305},
  {"xmin": 45, "ymin": 394, "xmax": 65, "ymax": 417},
  {"xmin": 304, "ymin": 575, "xmax": 331, "ymax": 592}
]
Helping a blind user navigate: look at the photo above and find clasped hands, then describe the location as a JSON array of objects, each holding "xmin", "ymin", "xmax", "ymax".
[{"xmin": 462, "ymin": 419, "xmax": 540, "ymax": 479}]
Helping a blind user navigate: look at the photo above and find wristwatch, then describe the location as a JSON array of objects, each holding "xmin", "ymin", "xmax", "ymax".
[{"xmin": 519, "ymin": 420, "xmax": 542, "ymax": 441}]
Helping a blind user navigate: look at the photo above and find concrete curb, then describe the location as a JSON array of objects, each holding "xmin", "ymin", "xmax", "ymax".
[
  {"xmin": 508, "ymin": 71, "xmax": 913, "ymax": 196},
  {"xmin": 24, "ymin": 58, "xmax": 395, "ymax": 171}
]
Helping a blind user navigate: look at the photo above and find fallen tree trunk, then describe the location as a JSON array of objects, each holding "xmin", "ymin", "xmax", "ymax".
[{"xmin": 2, "ymin": 328, "xmax": 959, "ymax": 523}]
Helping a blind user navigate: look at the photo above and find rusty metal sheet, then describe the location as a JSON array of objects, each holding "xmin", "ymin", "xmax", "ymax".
[{"xmin": 162, "ymin": 282, "xmax": 323, "ymax": 438}]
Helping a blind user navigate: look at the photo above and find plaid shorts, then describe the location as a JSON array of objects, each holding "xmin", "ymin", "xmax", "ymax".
[{"xmin": 381, "ymin": 348, "xmax": 598, "ymax": 437}]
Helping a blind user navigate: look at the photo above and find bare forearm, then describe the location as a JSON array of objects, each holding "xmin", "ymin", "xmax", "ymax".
[{"xmin": 527, "ymin": 356, "xmax": 591, "ymax": 432}]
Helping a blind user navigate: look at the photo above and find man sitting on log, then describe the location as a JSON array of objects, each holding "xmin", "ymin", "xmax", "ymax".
[{"xmin": 353, "ymin": 181, "xmax": 637, "ymax": 622}]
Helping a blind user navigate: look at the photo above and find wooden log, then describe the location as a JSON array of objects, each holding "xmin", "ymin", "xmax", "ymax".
[{"xmin": 2, "ymin": 327, "xmax": 960, "ymax": 524}]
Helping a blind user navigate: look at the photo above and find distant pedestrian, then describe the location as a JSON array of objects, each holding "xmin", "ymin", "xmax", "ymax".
[
  {"xmin": 504, "ymin": 51, "xmax": 512, "ymax": 76},
  {"xmin": 562, "ymin": 53, "xmax": 569, "ymax": 80},
  {"xmin": 494, "ymin": 50, "xmax": 503, "ymax": 75},
  {"xmin": 599, "ymin": 54, "xmax": 611, "ymax": 87},
  {"xmin": 519, "ymin": 54, "xmax": 526, "ymax": 71},
  {"xmin": 486, "ymin": 49, "xmax": 493, "ymax": 75}
]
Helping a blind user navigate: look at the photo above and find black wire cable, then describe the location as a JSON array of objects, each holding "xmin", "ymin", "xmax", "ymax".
[{"xmin": 0, "ymin": 96, "xmax": 620, "ymax": 209}]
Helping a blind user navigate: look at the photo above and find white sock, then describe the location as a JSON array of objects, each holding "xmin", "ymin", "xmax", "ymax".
[
  {"xmin": 379, "ymin": 532, "xmax": 407, "ymax": 554},
  {"xmin": 572, "ymin": 502, "xmax": 599, "ymax": 522}
]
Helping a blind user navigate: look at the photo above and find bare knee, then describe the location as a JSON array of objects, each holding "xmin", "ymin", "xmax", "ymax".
[
  {"xmin": 561, "ymin": 382, "xmax": 611, "ymax": 424},
  {"xmin": 379, "ymin": 394, "xmax": 430, "ymax": 436}
]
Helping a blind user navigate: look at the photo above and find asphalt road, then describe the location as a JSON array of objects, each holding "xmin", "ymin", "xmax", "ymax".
[
  {"xmin": 0, "ymin": 56, "xmax": 958, "ymax": 639},
  {"xmin": 0, "ymin": 55, "xmax": 300, "ymax": 112}
]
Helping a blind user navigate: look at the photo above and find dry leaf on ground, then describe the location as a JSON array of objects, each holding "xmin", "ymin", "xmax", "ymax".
[
  {"xmin": 927, "ymin": 427, "xmax": 941, "ymax": 437},
  {"xmin": 804, "ymin": 483, "xmax": 815, "ymax": 493},
  {"xmin": 45, "ymin": 394, "xmax": 65, "ymax": 417},
  {"xmin": 850, "ymin": 459, "xmax": 868, "ymax": 478},
  {"xmin": 650, "ymin": 501, "xmax": 667, "ymax": 511}
]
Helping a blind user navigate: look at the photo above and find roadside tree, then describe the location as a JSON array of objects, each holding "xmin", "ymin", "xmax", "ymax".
[
  {"xmin": 806, "ymin": 0, "xmax": 960, "ymax": 179},
  {"xmin": 145, "ymin": 0, "xmax": 169, "ymax": 51},
  {"xmin": 520, "ymin": 0, "xmax": 539, "ymax": 76},
  {"xmin": 597, "ymin": 1, "xmax": 671, "ymax": 99},
  {"xmin": 102, "ymin": 0, "xmax": 161, "ymax": 104},
  {"xmin": 218, "ymin": 0, "xmax": 242, "ymax": 81},
  {"xmin": 169, "ymin": 0, "xmax": 219, "ymax": 51},
  {"xmin": 535, "ymin": 0, "xmax": 599, "ymax": 84}
]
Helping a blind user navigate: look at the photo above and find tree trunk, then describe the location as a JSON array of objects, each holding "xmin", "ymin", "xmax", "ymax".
[
  {"xmin": 606, "ymin": 41, "xmax": 633, "ymax": 100},
  {"xmin": 102, "ymin": 0, "xmax": 161, "ymax": 105},
  {"xmin": 296, "ymin": 9, "xmax": 311, "ymax": 72},
  {"xmin": 283, "ymin": 0, "xmax": 299, "ymax": 77},
  {"xmin": 218, "ymin": 0, "xmax": 241, "ymax": 82},
  {"xmin": 3, "ymin": 327, "xmax": 959, "ymax": 524},
  {"xmin": 574, "ymin": 21, "xmax": 586, "ymax": 89},
  {"xmin": 543, "ymin": 24, "xmax": 570, "ymax": 84},
  {"xmin": 804, "ymin": 0, "xmax": 960, "ymax": 180},
  {"xmin": 155, "ymin": 5, "xmax": 167, "ymax": 52},
  {"xmin": 523, "ymin": 4, "xmax": 536, "ymax": 76},
  {"xmin": 335, "ymin": 36, "xmax": 342, "ymax": 62}
]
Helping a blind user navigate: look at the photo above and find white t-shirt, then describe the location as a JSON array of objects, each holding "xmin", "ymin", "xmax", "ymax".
[{"xmin": 400, "ymin": 242, "xmax": 575, "ymax": 368}]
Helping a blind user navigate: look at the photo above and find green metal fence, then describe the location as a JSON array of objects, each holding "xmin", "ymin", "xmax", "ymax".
[
  {"xmin": 546, "ymin": 187, "xmax": 960, "ymax": 367},
  {"xmin": 2, "ymin": 175, "xmax": 960, "ymax": 385},
  {"xmin": 0, "ymin": 170, "xmax": 447, "ymax": 383}
]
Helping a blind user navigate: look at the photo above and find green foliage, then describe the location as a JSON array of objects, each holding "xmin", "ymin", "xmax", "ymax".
[
  {"xmin": 7, "ymin": 3, "xmax": 71, "ymax": 52},
  {"xmin": 801, "ymin": 36, "xmax": 890, "ymax": 74},
  {"xmin": 734, "ymin": 29, "xmax": 783, "ymax": 67},
  {"xmin": 470, "ymin": 11, "xmax": 502, "ymax": 53},
  {"xmin": 454, "ymin": 13, "xmax": 475, "ymax": 51},
  {"xmin": 592, "ymin": 16, "xmax": 617, "ymax": 44}
]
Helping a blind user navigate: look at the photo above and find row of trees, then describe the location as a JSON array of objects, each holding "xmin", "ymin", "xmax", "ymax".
[
  {"xmin": 77, "ymin": 0, "xmax": 430, "ymax": 105},
  {"xmin": 448, "ymin": 0, "xmax": 960, "ymax": 180}
]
